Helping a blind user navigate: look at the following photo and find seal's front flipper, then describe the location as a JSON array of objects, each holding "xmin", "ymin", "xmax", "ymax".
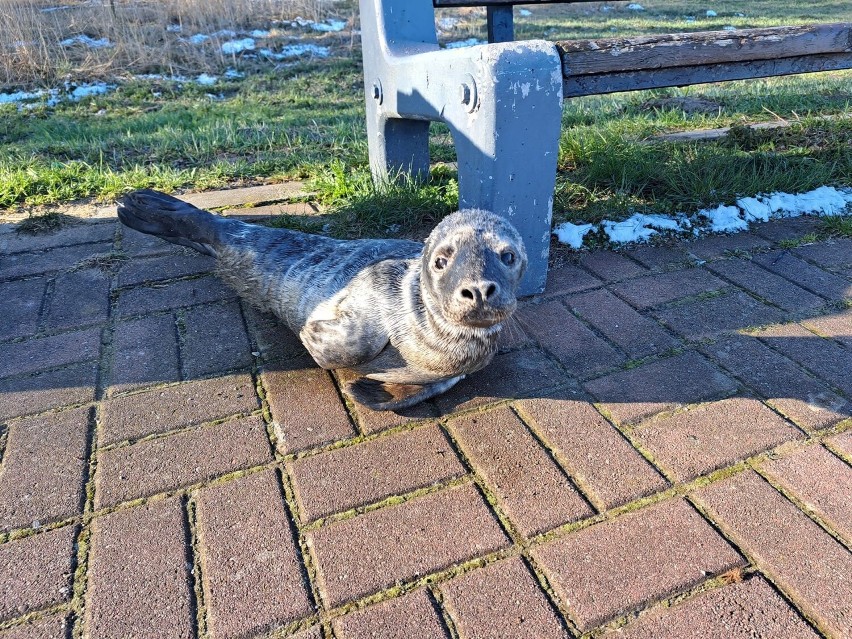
[
  {"xmin": 118, "ymin": 189, "xmax": 230, "ymax": 256},
  {"xmin": 345, "ymin": 376, "xmax": 464, "ymax": 411}
]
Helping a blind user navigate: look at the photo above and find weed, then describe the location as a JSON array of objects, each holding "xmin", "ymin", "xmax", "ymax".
[
  {"xmin": 14, "ymin": 210, "xmax": 76, "ymax": 234},
  {"xmin": 778, "ymin": 233, "xmax": 819, "ymax": 248},
  {"xmin": 72, "ymin": 251, "xmax": 129, "ymax": 273},
  {"xmin": 820, "ymin": 215, "xmax": 852, "ymax": 238}
]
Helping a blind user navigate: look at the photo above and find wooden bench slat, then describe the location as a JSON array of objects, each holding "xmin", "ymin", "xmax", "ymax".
[
  {"xmin": 558, "ymin": 23, "xmax": 852, "ymax": 76},
  {"xmin": 564, "ymin": 52, "xmax": 852, "ymax": 97},
  {"xmin": 434, "ymin": 0, "xmax": 597, "ymax": 6}
]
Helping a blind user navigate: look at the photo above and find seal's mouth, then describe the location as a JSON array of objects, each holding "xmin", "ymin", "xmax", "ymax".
[{"xmin": 446, "ymin": 303, "xmax": 516, "ymax": 330}]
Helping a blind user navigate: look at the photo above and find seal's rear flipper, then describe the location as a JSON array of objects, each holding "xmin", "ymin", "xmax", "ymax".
[
  {"xmin": 345, "ymin": 375, "xmax": 463, "ymax": 411},
  {"xmin": 118, "ymin": 189, "xmax": 225, "ymax": 256}
]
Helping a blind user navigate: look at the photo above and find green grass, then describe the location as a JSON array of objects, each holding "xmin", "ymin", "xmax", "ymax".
[{"xmin": 1, "ymin": 0, "xmax": 850, "ymax": 240}]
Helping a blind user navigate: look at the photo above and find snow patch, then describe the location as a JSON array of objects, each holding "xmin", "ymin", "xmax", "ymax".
[
  {"xmin": 291, "ymin": 17, "xmax": 346, "ymax": 32},
  {"xmin": 250, "ymin": 29, "xmax": 271, "ymax": 38},
  {"xmin": 553, "ymin": 222, "xmax": 593, "ymax": 248},
  {"xmin": 60, "ymin": 35, "xmax": 113, "ymax": 48},
  {"xmin": 222, "ymin": 38, "xmax": 256, "ymax": 54},
  {"xmin": 195, "ymin": 73, "xmax": 218, "ymax": 86},
  {"xmin": 1, "ymin": 81, "xmax": 114, "ymax": 108},
  {"xmin": 518, "ymin": 9, "xmax": 532, "ymax": 16},
  {"xmin": 626, "ymin": 3, "xmax": 645, "ymax": 10},
  {"xmin": 554, "ymin": 186, "xmax": 852, "ymax": 249},
  {"xmin": 445, "ymin": 38, "xmax": 486, "ymax": 49},
  {"xmin": 706, "ymin": 9, "xmax": 717, "ymax": 17},
  {"xmin": 259, "ymin": 44, "xmax": 330, "ymax": 59}
]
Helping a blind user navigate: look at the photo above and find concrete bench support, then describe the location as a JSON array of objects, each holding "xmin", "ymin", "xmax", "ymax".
[{"xmin": 360, "ymin": 0, "xmax": 563, "ymax": 295}]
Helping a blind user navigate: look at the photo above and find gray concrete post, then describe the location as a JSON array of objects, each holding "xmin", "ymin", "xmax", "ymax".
[{"xmin": 359, "ymin": 0, "xmax": 563, "ymax": 295}]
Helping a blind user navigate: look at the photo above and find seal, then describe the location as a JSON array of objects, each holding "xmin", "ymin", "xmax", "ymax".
[{"xmin": 117, "ymin": 189, "xmax": 527, "ymax": 410}]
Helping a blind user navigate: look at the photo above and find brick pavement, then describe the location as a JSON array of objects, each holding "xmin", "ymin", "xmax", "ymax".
[{"xmin": 0, "ymin": 194, "xmax": 850, "ymax": 638}]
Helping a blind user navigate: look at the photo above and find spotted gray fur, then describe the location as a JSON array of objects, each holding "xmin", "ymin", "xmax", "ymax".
[{"xmin": 118, "ymin": 189, "xmax": 527, "ymax": 410}]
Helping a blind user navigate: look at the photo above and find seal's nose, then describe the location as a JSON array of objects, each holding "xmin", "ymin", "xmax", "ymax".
[{"xmin": 457, "ymin": 280, "xmax": 500, "ymax": 307}]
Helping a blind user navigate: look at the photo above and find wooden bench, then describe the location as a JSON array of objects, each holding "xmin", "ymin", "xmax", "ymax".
[{"xmin": 358, "ymin": 0, "xmax": 852, "ymax": 294}]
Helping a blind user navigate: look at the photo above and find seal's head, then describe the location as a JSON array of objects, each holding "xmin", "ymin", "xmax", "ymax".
[{"xmin": 421, "ymin": 209, "xmax": 527, "ymax": 330}]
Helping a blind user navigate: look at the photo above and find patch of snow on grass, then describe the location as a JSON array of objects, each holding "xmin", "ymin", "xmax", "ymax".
[
  {"xmin": 626, "ymin": 3, "xmax": 645, "ymax": 10},
  {"xmin": 224, "ymin": 68, "xmax": 245, "ymax": 79},
  {"xmin": 553, "ymin": 222, "xmax": 593, "ymax": 248},
  {"xmin": 2, "ymin": 82, "xmax": 114, "ymax": 108},
  {"xmin": 291, "ymin": 17, "xmax": 346, "ymax": 32},
  {"xmin": 445, "ymin": 38, "xmax": 486, "ymax": 49},
  {"xmin": 60, "ymin": 35, "xmax": 113, "ymax": 48},
  {"xmin": 700, "ymin": 204, "xmax": 748, "ymax": 232},
  {"xmin": 195, "ymin": 73, "xmax": 218, "ymax": 86},
  {"xmin": 518, "ymin": 9, "xmax": 532, "ymax": 16},
  {"xmin": 70, "ymin": 82, "xmax": 113, "ymax": 99},
  {"xmin": 222, "ymin": 38, "xmax": 256, "ymax": 54},
  {"xmin": 250, "ymin": 29, "xmax": 271, "ymax": 38},
  {"xmin": 259, "ymin": 44, "xmax": 330, "ymax": 59},
  {"xmin": 0, "ymin": 89, "xmax": 46, "ymax": 104},
  {"xmin": 167, "ymin": 24, "xmax": 182, "ymax": 33},
  {"xmin": 706, "ymin": 10, "xmax": 717, "ymax": 17},
  {"xmin": 554, "ymin": 186, "xmax": 852, "ymax": 249}
]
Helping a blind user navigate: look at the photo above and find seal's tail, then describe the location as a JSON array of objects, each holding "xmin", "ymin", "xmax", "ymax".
[{"xmin": 117, "ymin": 189, "xmax": 226, "ymax": 257}]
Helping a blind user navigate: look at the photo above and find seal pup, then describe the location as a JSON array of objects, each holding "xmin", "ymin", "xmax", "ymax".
[{"xmin": 117, "ymin": 189, "xmax": 527, "ymax": 410}]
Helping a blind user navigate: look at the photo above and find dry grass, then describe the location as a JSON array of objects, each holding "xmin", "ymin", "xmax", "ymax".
[{"xmin": 0, "ymin": 0, "xmax": 345, "ymax": 88}]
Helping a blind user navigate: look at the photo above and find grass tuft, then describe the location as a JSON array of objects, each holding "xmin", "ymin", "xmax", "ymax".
[
  {"xmin": 820, "ymin": 215, "xmax": 852, "ymax": 238},
  {"xmin": 14, "ymin": 210, "xmax": 77, "ymax": 234}
]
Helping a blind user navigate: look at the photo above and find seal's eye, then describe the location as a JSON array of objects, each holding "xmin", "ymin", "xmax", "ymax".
[
  {"xmin": 501, "ymin": 251, "xmax": 516, "ymax": 266},
  {"xmin": 434, "ymin": 256, "xmax": 448, "ymax": 270}
]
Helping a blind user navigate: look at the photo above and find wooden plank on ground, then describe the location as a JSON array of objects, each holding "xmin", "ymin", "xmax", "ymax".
[{"xmin": 558, "ymin": 23, "xmax": 852, "ymax": 76}]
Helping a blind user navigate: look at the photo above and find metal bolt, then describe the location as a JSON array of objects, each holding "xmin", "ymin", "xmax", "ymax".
[
  {"xmin": 459, "ymin": 83, "xmax": 471, "ymax": 105},
  {"xmin": 372, "ymin": 83, "xmax": 381, "ymax": 100}
]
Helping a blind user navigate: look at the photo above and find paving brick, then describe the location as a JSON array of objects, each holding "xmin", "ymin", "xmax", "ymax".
[
  {"xmin": 751, "ymin": 216, "xmax": 822, "ymax": 243},
  {"xmin": 826, "ymin": 431, "xmax": 852, "ymax": 459},
  {"xmin": 181, "ymin": 301, "xmax": 252, "ymax": 377},
  {"xmin": 120, "ymin": 227, "xmax": 184, "ymax": 257},
  {"xmin": 0, "ymin": 278, "xmax": 47, "ymax": 339},
  {"xmin": 0, "ymin": 613, "xmax": 70, "ymax": 639},
  {"xmin": 532, "ymin": 498, "xmax": 744, "ymax": 632},
  {"xmin": 241, "ymin": 306, "xmax": 310, "ymax": 364},
  {"xmin": 0, "ymin": 526, "xmax": 76, "ymax": 622},
  {"xmin": 440, "ymin": 557, "xmax": 566, "ymax": 639},
  {"xmin": 0, "ymin": 327, "xmax": 101, "ymax": 379},
  {"xmin": 1, "ymin": 222, "xmax": 115, "ymax": 254},
  {"xmin": 610, "ymin": 268, "xmax": 727, "ymax": 310},
  {"xmin": 99, "ymin": 373, "xmax": 259, "ymax": 446},
  {"xmin": 753, "ymin": 322, "xmax": 852, "ymax": 396},
  {"xmin": 518, "ymin": 301, "xmax": 624, "ymax": 377},
  {"xmin": 752, "ymin": 251, "xmax": 851, "ymax": 301},
  {"xmin": 94, "ymin": 415, "xmax": 271, "ymax": 508},
  {"xmin": 263, "ymin": 363, "xmax": 355, "ymax": 454},
  {"xmin": 307, "ymin": 483, "xmax": 510, "ymax": 607},
  {"xmin": 655, "ymin": 291, "xmax": 785, "ymax": 340},
  {"xmin": 117, "ymin": 252, "xmax": 215, "ymax": 287},
  {"xmin": 693, "ymin": 470, "xmax": 852, "ymax": 637},
  {"xmin": 0, "ymin": 242, "xmax": 113, "ymax": 280},
  {"xmin": 601, "ymin": 576, "xmax": 818, "ymax": 639},
  {"xmin": 44, "ymin": 268, "xmax": 111, "ymax": 332},
  {"xmin": 290, "ymin": 627, "xmax": 323, "ymax": 639},
  {"xmin": 116, "ymin": 275, "xmax": 236, "ymax": 317},
  {"xmin": 702, "ymin": 335, "xmax": 850, "ymax": 431},
  {"xmin": 584, "ymin": 350, "xmax": 738, "ymax": 425},
  {"xmin": 802, "ymin": 306, "xmax": 852, "ymax": 350},
  {"xmin": 685, "ymin": 232, "xmax": 772, "ymax": 261},
  {"xmin": 86, "ymin": 499, "xmax": 193, "ymax": 639},
  {"xmin": 0, "ymin": 408, "xmax": 89, "ymax": 532},
  {"xmin": 0, "ymin": 362, "xmax": 97, "ymax": 421},
  {"xmin": 566, "ymin": 289, "xmax": 679, "ymax": 358},
  {"xmin": 633, "ymin": 397, "xmax": 801, "ymax": 481},
  {"xmin": 624, "ymin": 245, "xmax": 693, "ymax": 272},
  {"xmin": 182, "ymin": 183, "xmax": 307, "ymax": 209},
  {"xmin": 793, "ymin": 237, "xmax": 852, "ymax": 269},
  {"xmin": 518, "ymin": 396, "xmax": 668, "ymax": 510},
  {"xmin": 761, "ymin": 444, "xmax": 852, "ymax": 542},
  {"xmin": 434, "ymin": 348, "xmax": 567, "ymax": 415},
  {"xmin": 195, "ymin": 470, "xmax": 313, "ymax": 639},
  {"xmin": 109, "ymin": 314, "xmax": 180, "ymax": 394},
  {"xmin": 707, "ymin": 259, "xmax": 825, "ymax": 313},
  {"xmin": 448, "ymin": 408, "xmax": 593, "ymax": 536},
  {"xmin": 495, "ymin": 321, "xmax": 533, "ymax": 352},
  {"xmin": 332, "ymin": 590, "xmax": 448, "ymax": 639},
  {"xmin": 335, "ymin": 368, "xmax": 438, "ymax": 434},
  {"xmin": 289, "ymin": 425, "xmax": 466, "ymax": 522},
  {"xmin": 542, "ymin": 264, "xmax": 602, "ymax": 297},
  {"xmin": 578, "ymin": 251, "xmax": 647, "ymax": 282}
]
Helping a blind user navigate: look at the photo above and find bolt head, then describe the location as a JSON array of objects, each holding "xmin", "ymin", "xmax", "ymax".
[
  {"xmin": 372, "ymin": 84, "xmax": 381, "ymax": 100},
  {"xmin": 459, "ymin": 83, "xmax": 471, "ymax": 105}
]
